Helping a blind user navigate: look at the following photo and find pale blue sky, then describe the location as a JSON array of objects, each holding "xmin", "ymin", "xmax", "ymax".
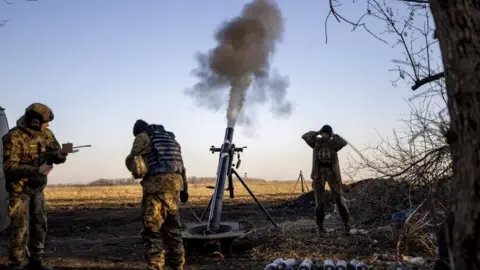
[{"xmin": 1, "ymin": 0, "xmax": 424, "ymax": 184}]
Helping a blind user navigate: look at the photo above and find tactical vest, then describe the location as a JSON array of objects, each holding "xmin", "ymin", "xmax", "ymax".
[
  {"xmin": 4, "ymin": 126, "xmax": 49, "ymax": 192},
  {"xmin": 316, "ymin": 140, "xmax": 333, "ymax": 167},
  {"xmin": 146, "ymin": 124, "xmax": 184, "ymax": 176}
]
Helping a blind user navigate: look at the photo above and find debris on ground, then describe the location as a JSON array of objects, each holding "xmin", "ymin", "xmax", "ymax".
[
  {"xmin": 403, "ymin": 256, "xmax": 426, "ymax": 266},
  {"xmin": 282, "ymin": 178, "xmax": 429, "ymax": 227},
  {"xmin": 279, "ymin": 177, "xmax": 443, "ymax": 262}
]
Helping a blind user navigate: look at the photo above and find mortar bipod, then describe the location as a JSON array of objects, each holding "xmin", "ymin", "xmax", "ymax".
[{"xmin": 201, "ymin": 145, "xmax": 278, "ymax": 228}]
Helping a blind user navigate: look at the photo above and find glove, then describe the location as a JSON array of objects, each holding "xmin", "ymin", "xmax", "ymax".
[
  {"xmin": 29, "ymin": 174, "xmax": 49, "ymax": 189},
  {"xmin": 28, "ymin": 162, "xmax": 52, "ymax": 189},
  {"xmin": 44, "ymin": 145, "xmax": 68, "ymax": 165},
  {"xmin": 180, "ymin": 190, "xmax": 189, "ymax": 203},
  {"xmin": 28, "ymin": 175, "xmax": 47, "ymax": 189},
  {"xmin": 53, "ymin": 150, "xmax": 68, "ymax": 164}
]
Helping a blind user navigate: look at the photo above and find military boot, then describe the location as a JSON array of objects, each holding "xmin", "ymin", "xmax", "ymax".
[
  {"xmin": 25, "ymin": 259, "xmax": 53, "ymax": 270},
  {"xmin": 341, "ymin": 220, "xmax": 352, "ymax": 236},
  {"xmin": 317, "ymin": 225, "xmax": 327, "ymax": 236},
  {"xmin": 146, "ymin": 254, "xmax": 165, "ymax": 270},
  {"xmin": 315, "ymin": 205, "xmax": 327, "ymax": 237}
]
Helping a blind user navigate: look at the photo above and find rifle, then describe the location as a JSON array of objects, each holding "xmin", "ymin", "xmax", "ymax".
[
  {"xmin": 38, "ymin": 142, "xmax": 92, "ymax": 165},
  {"xmin": 28, "ymin": 143, "xmax": 91, "ymax": 189}
]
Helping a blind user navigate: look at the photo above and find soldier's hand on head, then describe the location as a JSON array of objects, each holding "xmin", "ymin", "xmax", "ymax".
[
  {"xmin": 39, "ymin": 162, "xmax": 53, "ymax": 176},
  {"xmin": 304, "ymin": 131, "xmax": 319, "ymax": 137},
  {"xmin": 180, "ymin": 190, "xmax": 189, "ymax": 203}
]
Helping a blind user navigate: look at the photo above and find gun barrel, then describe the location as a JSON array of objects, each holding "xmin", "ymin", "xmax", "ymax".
[
  {"xmin": 207, "ymin": 127, "xmax": 234, "ymax": 232},
  {"xmin": 73, "ymin": 145, "xmax": 92, "ymax": 149}
]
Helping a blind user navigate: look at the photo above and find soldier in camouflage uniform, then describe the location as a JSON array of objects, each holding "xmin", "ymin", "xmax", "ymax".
[
  {"xmin": 302, "ymin": 124, "xmax": 351, "ymax": 235},
  {"xmin": 125, "ymin": 119, "xmax": 188, "ymax": 270},
  {"xmin": 2, "ymin": 103, "xmax": 68, "ymax": 270}
]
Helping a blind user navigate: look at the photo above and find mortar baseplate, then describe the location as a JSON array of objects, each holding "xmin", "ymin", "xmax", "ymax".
[{"xmin": 181, "ymin": 221, "xmax": 248, "ymax": 240}]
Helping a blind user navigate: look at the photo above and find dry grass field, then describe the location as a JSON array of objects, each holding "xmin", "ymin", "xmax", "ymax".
[
  {"xmin": 0, "ymin": 179, "xmax": 401, "ymax": 269},
  {"xmin": 44, "ymin": 180, "xmax": 306, "ymax": 209}
]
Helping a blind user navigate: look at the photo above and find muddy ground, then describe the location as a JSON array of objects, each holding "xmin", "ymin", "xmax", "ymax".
[{"xmin": 0, "ymin": 187, "xmax": 424, "ymax": 269}]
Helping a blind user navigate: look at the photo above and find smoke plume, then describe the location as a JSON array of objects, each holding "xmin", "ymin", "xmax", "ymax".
[{"xmin": 184, "ymin": 0, "xmax": 292, "ymax": 129}]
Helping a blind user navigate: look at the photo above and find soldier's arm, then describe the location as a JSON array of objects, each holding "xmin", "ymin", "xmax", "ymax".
[
  {"xmin": 301, "ymin": 131, "xmax": 319, "ymax": 148},
  {"xmin": 331, "ymin": 134, "xmax": 348, "ymax": 152},
  {"xmin": 181, "ymin": 166, "xmax": 188, "ymax": 192},
  {"xmin": 125, "ymin": 133, "xmax": 150, "ymax": 172},
  {"xmin": 2, "ymin": 132, "xmax": 41, "ymax": 181},
  {"xmin": 173, "ymin": 134, "xmax": 188, "ymax": 192},
  {"xmin": 44, "ymin": 128, "xmax": 66, "ymax": 164}
]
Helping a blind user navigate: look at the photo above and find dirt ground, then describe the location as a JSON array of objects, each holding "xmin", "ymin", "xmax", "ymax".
[
  {"xmin": 0, "ymin": 182, "xmax": 428, "ymax": 269},
  {"xmin": 0, "ymin": 200, "xmax": 311, "ymax": 269}
]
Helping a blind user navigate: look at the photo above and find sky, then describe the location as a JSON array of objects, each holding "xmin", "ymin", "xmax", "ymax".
[{"xmin": 0, "ymin": 0, "xmax": 436, "ymax": 184}]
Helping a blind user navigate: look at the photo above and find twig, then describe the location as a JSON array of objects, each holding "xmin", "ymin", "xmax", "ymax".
[{"xmin": 325, "ymin": 0, "xmax": 388, "ymax": 44}]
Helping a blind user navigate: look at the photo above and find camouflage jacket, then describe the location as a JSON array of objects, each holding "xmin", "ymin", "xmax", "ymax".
[
  {"xmin": 301, "ymin": 131, "xmax": 347, "ymax": 181},
  {"xmin": 125, "ymin": 132, "xmax": 188, "ymax": 192},
  {"xmin": 2, "ymin": 116, "xmax": 61, "ymax": 193}
]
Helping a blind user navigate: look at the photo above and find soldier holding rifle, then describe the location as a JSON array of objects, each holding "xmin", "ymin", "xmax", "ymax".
[{"xmin": 2, "ymin": 103, "xmax": 68, "ymax": 270}]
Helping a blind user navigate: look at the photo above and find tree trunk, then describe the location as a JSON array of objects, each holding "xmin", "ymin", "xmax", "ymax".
[{"xmin": 428, "ymin": 1, "xmax": 480, "ymax": 269}]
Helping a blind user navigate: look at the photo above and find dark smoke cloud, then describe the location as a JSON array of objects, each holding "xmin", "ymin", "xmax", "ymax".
[{"xmin": 184, "ymin": 0, "xmax": 293, "ymax": 130}]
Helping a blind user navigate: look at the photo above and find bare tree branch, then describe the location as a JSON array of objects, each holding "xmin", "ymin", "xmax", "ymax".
[
  {"xmin": 1, "ymin": 0, "xmax": 38, "ymax": 28},
  {"xmin": 399, "ymin": 0, "xmax": 429, "ymax": 4},
  {"xmin": 326, "ymin": 0, "xmax": 445, "ymax": 92},
  {"xmin": 326, "ymin": 0, "xmax": 388, "ymax": 44},
  {"xmin": 1, "ymin": 0, "xmax": 11, "ymax": 28},
  {"xmin": 411, "ymin": 72, "xmax": 445, "ymax": 90}
]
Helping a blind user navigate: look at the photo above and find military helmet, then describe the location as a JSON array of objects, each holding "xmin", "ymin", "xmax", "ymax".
[
  {"xmin": 319, "ymin": 124, "xmax": 333, "ymax": 136},
  {"xmin": 25, "ymin": 103, "xmax": 54, "ymax": 123},
  {"xmin": 133, "ymin": 119, "xmax": 149, "ymax": 136}
]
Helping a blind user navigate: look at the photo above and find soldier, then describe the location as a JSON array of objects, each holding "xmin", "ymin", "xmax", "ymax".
[
  {"xmin": 2, "ymin": 103, "xmax": 68, "ymax": 270},
  {"xmin": 301, "ymin": 124, "xmax": 350, "ymax": 235},
  {"xmin": 125, "ymin": 119, "xmax": 189, "ymax": 270}
]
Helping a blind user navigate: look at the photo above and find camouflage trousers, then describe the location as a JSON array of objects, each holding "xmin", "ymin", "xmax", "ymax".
[
  {"xmin": 141, "ymin": 173, "xmax": 185, "ymax": 270},
  {"xmin": 312, "ymin": 168, "xmax": 350, "ymax": 228},
  {"xmin": 7, "ymin": 191, "xmax": 48, "ymax": 269}
]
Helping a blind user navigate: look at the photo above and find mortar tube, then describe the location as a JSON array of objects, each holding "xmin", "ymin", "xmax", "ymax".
[{"xmin": 207, "ymin": 127, "xmax": 234, "ymax": 232}]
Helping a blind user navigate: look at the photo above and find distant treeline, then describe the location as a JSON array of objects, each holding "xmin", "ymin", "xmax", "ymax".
[{"xmin": 48, "ymin": 176, "xmax": 268, "ymax": 187}]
